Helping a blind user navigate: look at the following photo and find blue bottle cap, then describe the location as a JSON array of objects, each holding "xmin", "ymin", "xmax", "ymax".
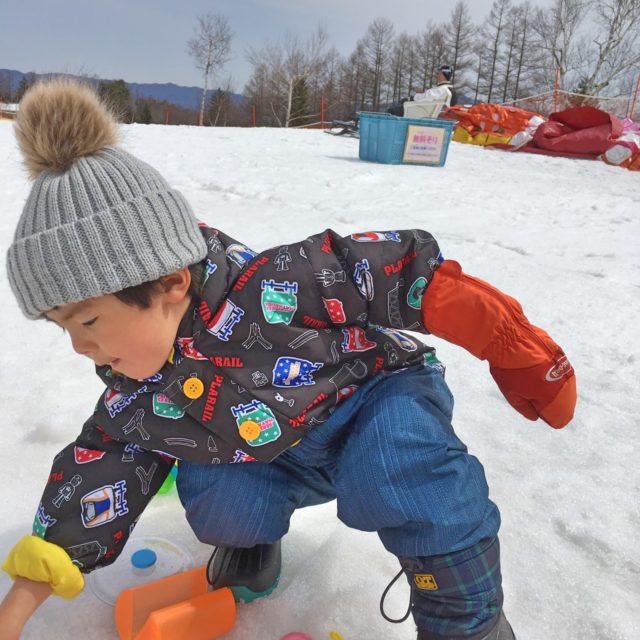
[{"xmin": 131, "ymin": 548, "xmax": 157, "ymax": 569}]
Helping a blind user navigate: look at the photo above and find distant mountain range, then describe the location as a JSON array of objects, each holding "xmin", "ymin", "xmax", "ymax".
[{"xmin": 0, "ymin": 69, "xmax": 246, "ymax": 109}]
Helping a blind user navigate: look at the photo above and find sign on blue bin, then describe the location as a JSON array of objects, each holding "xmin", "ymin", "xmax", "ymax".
[{"xmin": 358, "ymin": 112, "xmax": 455, "ymax": 167}]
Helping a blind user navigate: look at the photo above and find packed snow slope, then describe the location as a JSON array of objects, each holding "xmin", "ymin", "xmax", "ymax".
[{"xmin": 0, "ymin": 120, "xmax": 638, "ymax": 640}]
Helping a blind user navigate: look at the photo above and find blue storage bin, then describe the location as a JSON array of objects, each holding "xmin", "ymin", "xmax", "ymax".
[{"xmin": 358, "ymin": 112, "xmax": 455, "ymax": 166}]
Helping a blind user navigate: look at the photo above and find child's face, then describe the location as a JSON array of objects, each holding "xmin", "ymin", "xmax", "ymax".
[{"xmin": 46, "ymin": 271, "xmax": 191, "ymax": 381}]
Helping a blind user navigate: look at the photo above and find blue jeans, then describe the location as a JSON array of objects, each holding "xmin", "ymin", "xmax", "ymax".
[{"xmin": 177, "ymin": 363, "xmax": 500, "ymax": 558}]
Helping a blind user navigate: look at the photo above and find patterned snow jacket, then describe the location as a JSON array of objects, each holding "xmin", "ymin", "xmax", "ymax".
[{"xmin": 34, "ymin": 226, "xmax": 444, "ymax": 572}]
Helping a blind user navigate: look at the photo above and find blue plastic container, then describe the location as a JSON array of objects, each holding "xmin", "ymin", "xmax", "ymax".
[{"xmin": 358, "ymin": 112, "xmax": 455, "ymax": 166}]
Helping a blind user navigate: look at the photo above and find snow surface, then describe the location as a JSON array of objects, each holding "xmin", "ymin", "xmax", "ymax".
[{"xmin": 0, "ymin": 120, "xmax": 638, "ymax": 640}]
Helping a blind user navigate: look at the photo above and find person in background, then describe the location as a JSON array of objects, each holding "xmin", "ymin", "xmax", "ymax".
[
  {"xmin": 414, "ymin": 64, "xmax": 458, "ymax": 108},
  {"xmin": 387, "ymin": 97, "xmax": 409, "ymax": 116}
]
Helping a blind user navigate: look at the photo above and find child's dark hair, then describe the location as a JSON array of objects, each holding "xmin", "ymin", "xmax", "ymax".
[{"xmin": 114, "ymin": 262, "xmax": 204, "ymax": 308}]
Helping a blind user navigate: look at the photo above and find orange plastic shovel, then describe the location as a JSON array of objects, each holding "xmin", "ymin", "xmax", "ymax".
[{"xmin": 114, "ymin": 566, "xmax": 236, "ymax": 640}]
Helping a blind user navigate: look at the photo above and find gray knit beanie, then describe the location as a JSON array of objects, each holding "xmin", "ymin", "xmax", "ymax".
[{"xmin": 7, "ymin": 80, "xmax": 207, "ymax": 319}]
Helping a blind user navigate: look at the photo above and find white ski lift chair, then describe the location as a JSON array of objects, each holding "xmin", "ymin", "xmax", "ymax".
[{"xmin": 402, "ymin": 86, "xmax": 452, "ymax": 119}]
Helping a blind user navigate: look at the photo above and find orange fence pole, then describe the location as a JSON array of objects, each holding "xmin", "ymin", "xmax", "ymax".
[
  {"xmin": 252, "ymin": 104, "xmax": 256, "ymax": 127},
  {"xmin": 629, "ymin": 73, "xmax": 640, "ymax": 119},
  {"xmin": 165, "ymin": 110, "xmax": 169, "ymax": 126}
]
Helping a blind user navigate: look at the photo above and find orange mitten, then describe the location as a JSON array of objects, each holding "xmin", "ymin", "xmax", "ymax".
[{"xmin": 422, "ymin": 260, "xmax": 576, "ymax": 428}]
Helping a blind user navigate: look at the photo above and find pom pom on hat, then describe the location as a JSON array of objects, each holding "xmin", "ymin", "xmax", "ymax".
[
  {"xmin": 7, "ymin": 79, "xmax": 207, "ymax": 319},
  {"xmin": 15, "ymin": 79, "xmax": 118, "ymax": 179}
]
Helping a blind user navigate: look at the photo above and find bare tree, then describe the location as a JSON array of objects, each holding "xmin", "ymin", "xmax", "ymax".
[
  {"xmin": 416, "ymin": 24, "xmax": 436, "ymax": 91},
  {"xmin": 244, "ymin": 61, "xmax": 271, "ymax": 123},
  {"xmin": 417, "ymin": 23, "xmax": 447, "ymax": 92},
  {"xmin": 472, "ymin": 43, "xmax": 485, "ymax": 102},
  {"xmin": 403, "ymin": 36, "xmax": 421, "ymax": 97},
  {"xmin": 500, "ymin": 5, "xmax": 522, "ymax": 101},
  {"xmin": 341, "ymin": 44, "xmax": 370, "ymax": 115},
  {"xmin": 531, "ymin": 0, "xmax": 591, "ymax": 91},
  {"xmin": 511, "ymin": 2, "xmax": 535, "ymax": 100},
  {"xmin": 206, "ymin": 77, "xmax": 235, "ymax": 126},
  {"xmin": 481, "ymin": 0, "xmax": 511, "ymax": 103},
  {"xmin": 445, "ymin": 1, "xmax": 476, "ymax": 89},
  {"xmin": 245, "ymin": 46, "xmax": 284, "ymax": 126},
  {"xmin": 578, "ymin": 0, "xmax": 640, "ymax": 94},
  {"xmin": 390, "ymin": 33, "xmax": 416, "ymax": 101},
  {"xmin": 309, "ymin": 46, "xmax": 342, "ymax": 122},
  {"xmin": 359, "ymin": 18, "xmax": 395, "ymax": 110},
  {"xmin": 187, "ymin": 13, "xmax": 233, "ymax": 125},
  {"xmin": 246, "ymin": 25, "xmax": 331, "ymax": 127}
]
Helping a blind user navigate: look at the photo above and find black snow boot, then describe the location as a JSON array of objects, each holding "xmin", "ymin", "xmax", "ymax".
[
  {"xmin": 394, "ymin": 538, "xmax": 513, "ymax": 640},
  {"xmin": 417, "ymin": 610, "xmax": 515, "ymax": 639},
  {"xmin": 206, "ymin": 539, "xmax": 281, "ymax": 603}
]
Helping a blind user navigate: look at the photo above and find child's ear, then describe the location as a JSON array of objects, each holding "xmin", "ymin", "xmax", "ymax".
[{"xmin": 160, "ymin": 267, "xmax": 192, "ymax": 303}]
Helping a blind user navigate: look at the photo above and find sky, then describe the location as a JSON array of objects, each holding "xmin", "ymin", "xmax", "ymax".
[
  {"xmin": 1, "ymin": 0, "xmax": 552, "ymax": 93},
  {"xmin": 0, "ymin": 116, "xmax": 638, "ymax": 639}
]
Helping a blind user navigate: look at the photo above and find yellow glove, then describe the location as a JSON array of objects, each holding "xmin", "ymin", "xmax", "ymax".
[{"xmin": 2, "ymin": 535, "xmax": 84, "ymax": 599}]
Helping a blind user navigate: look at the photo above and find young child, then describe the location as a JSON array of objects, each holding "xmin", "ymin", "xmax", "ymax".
[{"xmin": 0, "ymin": 81, "xmax": 576, "ymax": 640}]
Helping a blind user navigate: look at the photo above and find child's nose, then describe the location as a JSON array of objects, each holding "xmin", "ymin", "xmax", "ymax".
[{"xmin": 69, "ymin": 331, "xmax": 96, "ymax": 358}]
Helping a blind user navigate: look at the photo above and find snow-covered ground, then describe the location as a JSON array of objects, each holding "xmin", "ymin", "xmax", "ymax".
[{"xmin": 0, "ymin": 119, "xmax": 638, "ymax": 640}]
